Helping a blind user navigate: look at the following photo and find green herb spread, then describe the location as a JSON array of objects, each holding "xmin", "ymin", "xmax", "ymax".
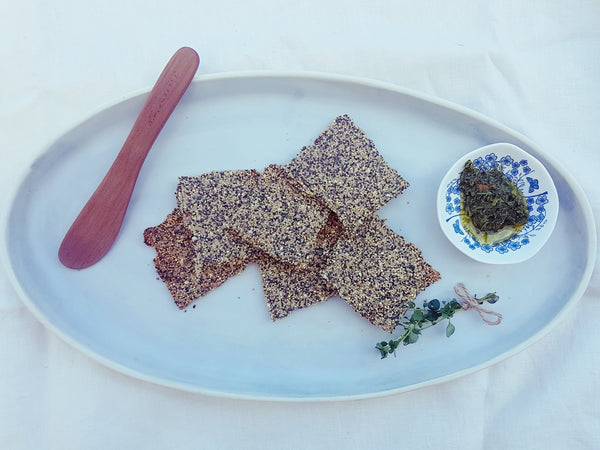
[{"xmin": 458, "ymin": 160, "xmax": 529, "ymax": 245}]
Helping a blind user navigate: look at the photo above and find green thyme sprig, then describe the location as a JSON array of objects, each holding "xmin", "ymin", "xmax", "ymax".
[{"xmin": 375, "ymin": 292, "xmax": 499, "ymax": 358}]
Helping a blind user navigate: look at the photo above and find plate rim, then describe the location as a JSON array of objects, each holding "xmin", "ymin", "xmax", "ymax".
[{"xmin": 1, "ymin": 71, "xmax": 597, "ymax": 401}]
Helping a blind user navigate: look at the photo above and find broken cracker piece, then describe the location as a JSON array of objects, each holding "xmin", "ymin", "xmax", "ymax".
[
  {"xmin": 143, "ymin": 209, "xmax": 252, "ymax": 309},
  {"xmin": 228, "ymin": 164, "xmax": 330, "ymax": 265},
  {"xmin": 256, "ymin": 210, "xmax": 342, "ymax": 320},
  {"xmin": 284, "ymin": 115, "xmax": 409, "ymax": 229},
  {"xmin": 320, "ymin": 215, "xmax": 440, "ymax": 332},
  {"xmin": 175, "ymin": 170, "xmax": 261, "ymax": 266},
  {"xmin": 257, "ymin": 254, "xmax": 337, "ymax": 320}
]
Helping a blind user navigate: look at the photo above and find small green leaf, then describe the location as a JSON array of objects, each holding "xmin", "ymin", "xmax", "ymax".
[
  {"xmin": 411, "ymin": 309, "xmax": 424, "ymax": 322},
  {"xmin": 404, "ymin": 329, "xmax": 420, "ymax": 344},
  {"xmin": 448, "ymin": 299, "xmax": 462, "ymax": 310},
  {"xmin": 424, "ymin": 310, "xmax": 440, "ymax": 322},
  {"xmin": 427, "ymin": 299, "xmax": 440, "ymax": 311},
  {"xmin": 446, "ymin": 321, "xmax": 456, "ymax": 338},
  {"xmin": 480, "ymin": 292, "xmax": 499, "ymax": 304},
  {"xmin": 375, "ymin": 342, "xmax": 389, "ymax": 358}
]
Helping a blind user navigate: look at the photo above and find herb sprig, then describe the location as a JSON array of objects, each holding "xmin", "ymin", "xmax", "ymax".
[{"xmin": 376, "ymin": 291, "xmax": 499, "ymax": 358}]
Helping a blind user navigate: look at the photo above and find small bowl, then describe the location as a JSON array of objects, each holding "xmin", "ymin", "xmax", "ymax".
[{"xmin": 437, "ymin": 143, "xmax": 559, "ymax": 264}]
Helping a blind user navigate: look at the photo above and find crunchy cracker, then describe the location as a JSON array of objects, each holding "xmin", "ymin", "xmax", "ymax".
[
  {"xmin": 175, "ymin": 170, "xmax": 261, "ymax": 265},
  {"xmin": 143, "ymin": 209, "xmax": 252, "ymax": 309},
  {"xmin": 257, "ymin": 254, "xmax": 337, "ymax": 320},
  {"xmin": 175, "ymin": 170, "xmax": 260, "ymax": 212},
  {"xmin": 145, "ymin": 115, "xmax": 440, "ymax": 332},
  {"xmin": 228, "ymin": 164, "xmax": 330, "ymax": 265},
  {"xmin": 320, "ymin": 216, "xmax": 440, "ymax": 332},
  {"xmin": 256, "ymin": 210, "xmax": 343, "ymax": 320},
  {"xmin": 284, "ymin": 115, "xmax": 409, "ymax": 229}
]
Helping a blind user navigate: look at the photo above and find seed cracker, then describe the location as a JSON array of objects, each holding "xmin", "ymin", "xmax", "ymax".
[
  {"xmin": 175, "ymin": 170, "xmax": 261, "ymax": 266},
  {"xmin": 143, "ymin": 209, "xmax": 252, "ymax": 309},
  {"xmin": 257, "ymin": 255, "xmax": 337, "ymax": 320},
  {"xmin": 228, "ymin": 164, "xmax": 330, "ymax": 265},
  {"xmin": 320, "ymin": 216, "xmax": 440, "ymax": 332},
  {"xmin": 256, "ymin": 210, "xmax": 343, "ymax": 319},
  {"xmin": 284, "ymin": 115, "xmax": 409, "ymax": 229},
  {"xmin": 145, "ymin": 115, "xmax": 440, "ymax": 332}
]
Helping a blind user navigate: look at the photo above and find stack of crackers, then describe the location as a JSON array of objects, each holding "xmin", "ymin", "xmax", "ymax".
[{"xmin": 144, "ymin": 115, "xmax": 440, "ymax": 332}]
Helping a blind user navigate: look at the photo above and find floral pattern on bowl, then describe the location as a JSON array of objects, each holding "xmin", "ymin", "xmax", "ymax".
[{"xmin": 437, "ymin": 143, "xmax": 559, "ymax": 264}]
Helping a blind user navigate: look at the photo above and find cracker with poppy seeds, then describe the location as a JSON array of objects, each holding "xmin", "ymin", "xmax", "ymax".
[
  {"xmin": 284, "ymin": 115, "xmax": 409, "ymax": 230},
  {"xmin": 256, "ymin": 211, "xmax": 343, "ymax": 319},
  {"xmin": 227, "ymin": 164, "xmax": 330, "ymax": 265},
  {"xmin": 320, "ymin": 215, "xmax": 440, "ymax": 332},
  {"xmin": 175, "ymin": 169, "xmax": 261, "ymax": 266},
  {"xmin": 143, "ymin": 209, "xmax": 253, "ymax": 309},
  {"xmin": 257, "ymin": 256, "xmax": 337, "ymax": 320}
]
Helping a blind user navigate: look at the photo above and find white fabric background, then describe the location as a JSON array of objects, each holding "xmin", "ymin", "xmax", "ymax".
[{"xmin": 1, "ymin": 1, "xmax": 599, "ymax": 449}]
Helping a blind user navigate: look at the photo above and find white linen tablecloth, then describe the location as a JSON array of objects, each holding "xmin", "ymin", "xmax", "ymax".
[{"xmin": 1, "ymin": 1, "xmax": 598, "ymax": 449}]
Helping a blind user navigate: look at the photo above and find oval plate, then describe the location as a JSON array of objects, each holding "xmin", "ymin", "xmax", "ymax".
[{"xmin": 2, "ymin": 73, "xmax": 596, "ymax": 400}]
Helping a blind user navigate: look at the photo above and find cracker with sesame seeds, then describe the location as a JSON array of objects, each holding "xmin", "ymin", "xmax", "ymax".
[
  {"xmin": 175, "ymin": 170, "xmax": 260, "ymax": 212},
  {"xmin": 144, "ymin": 115, "xmax": 440, "ymax": 331},
  {"xmin": 227, "ymin": 164, "xmax": 330, "ymax": 265},
  {"xmin": 175, "ymin": 170, "xmax": 261, "ymax": 266},
  {"xmin": 257, "ymin": 255, "xmax": 337, "ymax": 320},
  {"xmin": 320, "ymin": 216, "xmax": 440, "ymax": 332},
  {"xmin": 143, "ymin": 209, "xmax": 253, "ymax": 309},
  {"xmin": 284, "ymin": 115, "xmax": 410, "ymax": 230},
  {"xmin": 256, "ymin": 210, "xmax": 343, "ymax": 320}
]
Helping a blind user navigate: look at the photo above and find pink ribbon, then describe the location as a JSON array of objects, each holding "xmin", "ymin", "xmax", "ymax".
[{"xmin": 454, "ymin": 283, "xmax": 502, "ymax": 326}]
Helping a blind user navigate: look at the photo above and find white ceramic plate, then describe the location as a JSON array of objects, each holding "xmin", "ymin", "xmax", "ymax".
[
  {"xmin": 437, "ymin": 143, "xmax": 559, "ymax": 264},
  {"xmin": 2, "ymin": 73, "xmax": 596, "ymax": 400}
]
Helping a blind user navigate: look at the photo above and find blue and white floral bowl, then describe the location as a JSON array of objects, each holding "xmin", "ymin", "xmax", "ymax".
[{"xmin": 437, "ymin": 143, "xmax": 559, "ymax": 264}]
